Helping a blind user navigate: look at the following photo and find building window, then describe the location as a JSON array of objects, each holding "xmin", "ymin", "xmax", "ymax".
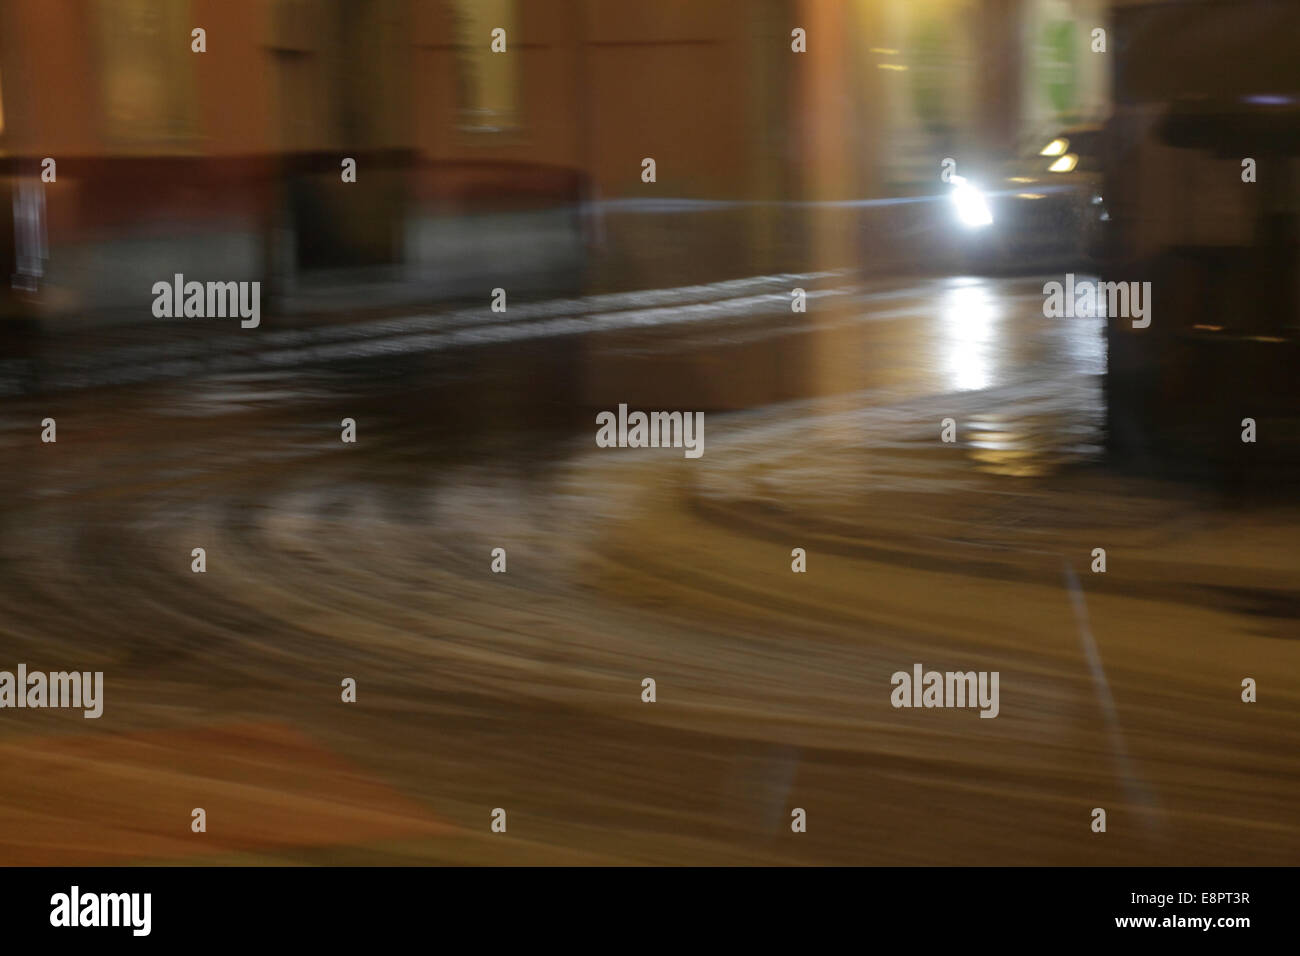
[
  {"xmin": 451, "ymin": 0, "xmax": 518, "ymax": 132},
  {"xmin": 95, "ymin": 0, "xmax": 196, "ymax": 146}
]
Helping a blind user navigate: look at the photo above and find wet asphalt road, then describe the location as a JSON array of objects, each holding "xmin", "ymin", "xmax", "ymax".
[{"xmin": 0, "ymin": 272, "xmax": 1297, "ymax": 865}]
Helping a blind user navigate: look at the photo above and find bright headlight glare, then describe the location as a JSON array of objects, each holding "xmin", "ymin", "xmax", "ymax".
[{"xmin": 951, "ymin": 177, "xmax": 993, "ymax": 227}]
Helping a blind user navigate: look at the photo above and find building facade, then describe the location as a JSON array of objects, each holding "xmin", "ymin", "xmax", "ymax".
[{"xmin": 0, "ymin": 0, "xmax": 1112, "ymax": 313}]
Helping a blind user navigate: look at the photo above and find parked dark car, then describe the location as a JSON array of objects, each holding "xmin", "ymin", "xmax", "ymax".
[{"xmin": 946, "ymin": 125, "xmax": 1107, "ymax": 272}]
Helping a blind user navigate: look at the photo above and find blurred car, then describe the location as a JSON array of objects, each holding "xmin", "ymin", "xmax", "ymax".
[{"xmin": 946, "ymin": 125, "xmax": 1107, "ymax": 272}]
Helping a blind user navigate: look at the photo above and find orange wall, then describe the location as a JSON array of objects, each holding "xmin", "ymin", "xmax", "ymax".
[
  {"xmin": 1, "ymin": 0, "xmax": 787, "ymax": 201},
  {"xmin": 2, "ymin": 0, "xmax": 98, "ymax": 157},
  {"xmin": 191, "ymin": 0, "xmax": 273, "ymax": 155},
  {"xmin": 583, "ymin": 0, "xmax": 751, "ymax": 199},
  {"xmin": 1, "ymin": 0, "xmax": 272, "ymax": 157}
]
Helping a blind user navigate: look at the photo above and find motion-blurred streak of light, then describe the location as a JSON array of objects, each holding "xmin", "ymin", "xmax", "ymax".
[
  {"xmin": 594, "ymin": 196, "xmax": 950, "ymax": 215},
  {"xmin": 1062, "ymin": 560, "xmax": 1165, "ymax": 834},
  {"xmin": 12, "ymin": 180, "xmax": 48, "ymax": 292},
  {"xmin": 939, "ymin": 279, "xmax": 996, "ymax": 392}
]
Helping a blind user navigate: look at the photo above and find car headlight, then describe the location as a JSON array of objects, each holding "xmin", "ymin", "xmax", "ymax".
[{"xmin": 950, "ymin": 176, "xmax": 993, "ymax": 228}]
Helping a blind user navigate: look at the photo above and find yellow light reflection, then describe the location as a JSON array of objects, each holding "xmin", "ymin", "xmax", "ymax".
[
  {"xmin": 1040, "ymin": 138, "xmax": 1068, "ymax": 157},
  {"xmin": 1048, "ymin": 154, "xmax": 1078, "ymax": 173},
  {"xmin": 940, "ymin": 280, "xmax": 998, "ymax": 392}
]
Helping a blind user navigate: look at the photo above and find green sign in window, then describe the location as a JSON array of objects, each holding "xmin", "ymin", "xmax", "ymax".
[{"xmin": 1040, "ymin": 20, "xmax": 1077, "ymax": 115}]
